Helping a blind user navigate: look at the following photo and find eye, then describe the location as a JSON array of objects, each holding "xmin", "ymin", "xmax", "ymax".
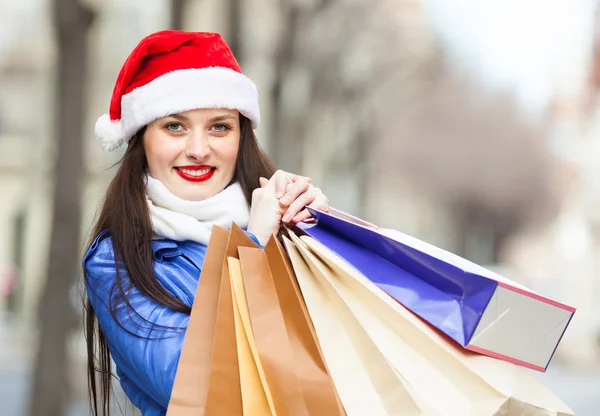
[
  {"xmin": 212, "ymin": 123, "xmax": 232, "ymax": 133},
  {"xmin": 164, "ymin": 122, "xmax": 185, "ymax": 133}
]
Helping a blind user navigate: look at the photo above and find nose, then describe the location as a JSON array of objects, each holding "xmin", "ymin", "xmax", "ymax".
[{"xmin": 185, "ymin": 131, "xmax": 211, "ymax": 161}]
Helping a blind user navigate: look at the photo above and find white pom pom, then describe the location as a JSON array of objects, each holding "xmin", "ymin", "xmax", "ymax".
[{"xmin": 94, "ymin": 114, "xmax": 127, "ymax": 151}]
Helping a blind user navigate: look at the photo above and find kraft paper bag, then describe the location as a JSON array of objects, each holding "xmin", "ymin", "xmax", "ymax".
[
  {"xmin": 228, "ymin": 256, "xmax": 272, "ymax": 415},
  {"xmin": 204, "ymin": 224, "xmax": 259, "ymax": 416},
  {"xmin": 167, "ymin": 226, "xmax": 230, "ymax": 416},
  {"xmin": 236, "ymin": 246, "xmax": 309, "ymax": 415},
  {"xmin": 264, "ymin": 236, "xmax": 345, "ymax": 415},
  {"xmin": 283, "ymin": 233, "xmax": 431, "ymax": 416}
]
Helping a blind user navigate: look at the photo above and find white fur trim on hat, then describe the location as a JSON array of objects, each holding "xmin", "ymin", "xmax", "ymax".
[{"xmin": 95, "ymin": 67, "xmax": 260, "ymax": 152}]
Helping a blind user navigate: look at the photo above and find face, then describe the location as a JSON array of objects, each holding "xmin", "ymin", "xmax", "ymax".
[{"xmin": 143, "ymin": 108, "xmax": 240, "ymax": 201}]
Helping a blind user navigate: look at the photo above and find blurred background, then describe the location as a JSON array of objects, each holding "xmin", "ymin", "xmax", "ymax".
[{"xmin": 1, "ymin": 0, "xmax": 600, "ymax": 414}]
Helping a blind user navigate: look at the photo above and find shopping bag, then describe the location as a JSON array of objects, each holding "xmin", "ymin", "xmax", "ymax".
[
  {"xmin": 228, "ymin": 256, "xmax": 272, "ymax": 414},
  {"xmin": 234, "ymin": 246, "xmax": 307, "ymax": 415},
  {"xmin": 167, "ymin": 226, "xmax": 230, "ymax": 416},
  {"xmin": 287, "ymin": 228, "xmax": 574, "ymax": 416},
  {"xmin": 204, "ymin": 224, "xmax": 260, "ymax": 415},
  {"xmin": 298, "ymin": 208, "xmax": 575, "ymax": 371},
  {"xmin": 283, "ymin": 232, "xmax": 433, "ymax": 416},
  {"xmin": 168, "ymin": 224, "xmax": 343, "ymax": 415},
  {"xmin": 263, "ymin": 236, "xmax": 345, "ymax": 415},
  {"xmin": 228, "ymin": 235, "xmax": 344, "ymax": 415}
]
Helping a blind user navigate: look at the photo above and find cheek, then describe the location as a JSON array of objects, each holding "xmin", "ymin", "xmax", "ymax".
[
  {"xmin": 226, "ymin": 142, "xmax": 240, "ymax": 166},
  {"xmin": 144, "ymin": 132, "xmax": 181, "ymax": 172},
  {"xmin": 219, "ymin": 136, "xmax": 240, "ymax": 169}
]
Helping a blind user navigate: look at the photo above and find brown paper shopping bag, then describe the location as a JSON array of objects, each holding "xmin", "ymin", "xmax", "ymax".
[
  {"xmin": 228, "ymin": 235, "xmax": 345, "ymax": 416},
  {"xmin": 167, "ymin": 226, "xmax": 230, "ymax": 416},
  {"xmin": 283, "ymin": 232, "xmax": 431, "ymax": 416},
  {"xmin": 204, "ymin": 224, "xmax": 259, "ymax": 416},
  {"xmin": 263, "ymin": 236, "xmax": 345, "ymax": 416},
  {"xmin": 235, "ymin": 245, "xmax": 308, "ymax": 415},
  {"xmin": 228, "ymin": 256, "xmax": 272, "ymax": 414},
  {"xmin": 292, "ymin": 230, "xmax": 574, "ymax": 416}
]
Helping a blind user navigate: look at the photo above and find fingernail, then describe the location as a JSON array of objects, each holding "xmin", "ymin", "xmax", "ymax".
[
  {"xmin": 276, "ymin": 191, "xmax": 284, "ymax": 198},
  {"xmin": 280, "ymin": 196, "xmax": 290, "ymax": 205},
  {"xmin": 282, "ymin": 214, "xmax": 291, "ymax": 222}
]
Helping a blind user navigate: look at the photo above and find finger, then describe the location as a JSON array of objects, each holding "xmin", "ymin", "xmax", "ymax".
[
  {"xmin": 273, "ymin": 172, "xmax": 288, "ymax": 198},
  {"xmin": 291, "ymin": 193, "xmax": 329, "ymax": 223},
  {"xmin": 279, "ymin": 179, "xmax": 311, "ymax": 207},
  {"xmin": 282, "ymin": 188, "xmax": 316, "ymax": 223},
  {"xmin": 291, "ymin": 208, "xmax": 312, "ymax": 224},
  {"xmin": 280, "ymin": 171, "xmax": 312, "ymax": 183},
  {"xmin": 272, "ymin": 170, "xmax": 313, "ymax": 198},
  {"xmin": 259, "ymin": 177, "xmax": 269, "ymax": 188},
  {"xmin": 307, "ymin": 194, "xmax": 329, "ymax": 213},
  {"xmin": 291, "ymin": 175, "xmax": 313, "ymax": 183}
]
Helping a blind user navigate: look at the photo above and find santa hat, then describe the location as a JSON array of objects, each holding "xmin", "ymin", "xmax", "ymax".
[{"xmin": 95, "ymin": 31, "xmax": 259, "ymax": 151}]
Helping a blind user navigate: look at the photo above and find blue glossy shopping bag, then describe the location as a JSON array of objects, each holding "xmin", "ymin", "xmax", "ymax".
[{"xmin": 297, "ymin": 208, "xmax": 575, "ymax": 372}]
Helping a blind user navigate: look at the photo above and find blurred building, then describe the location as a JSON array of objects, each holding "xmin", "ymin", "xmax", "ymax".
[{"xmin": 0, "ymin": 0, "xmax": 53, "ymax": 321}]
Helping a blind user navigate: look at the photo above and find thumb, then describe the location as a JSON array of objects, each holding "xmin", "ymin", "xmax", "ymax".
[{"xmin": 259, "ymin": 177, "xmax": 269, "ymax": 188}]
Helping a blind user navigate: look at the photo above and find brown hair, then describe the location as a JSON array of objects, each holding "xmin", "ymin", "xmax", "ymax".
[{"xmin": 83, "ymin": 114, "xmax": 276, "ymax": 416}]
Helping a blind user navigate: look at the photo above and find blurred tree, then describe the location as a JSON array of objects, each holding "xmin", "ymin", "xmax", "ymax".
[
  {"xmin": 266, "ymin": 0, "xmax": 437, "ymax": 218},
  {"xmin": 170, "ymin": 0, "xmax": 186, "ymax": 31},
  {"xmin": 225, "ymin": 0, "xmax": 242, "ymax": 59},
  {"xmin": 262, "ymin": 0, "xmax": 557, "ymax": 263},
  {"xmin": 383, "ymin": 67, "xmax": 560, "ymax": 263},
  {"xmin": 269, "ymin": 0, "xmax": 303, "ymax": 173},
  {"xmin": 267, "ymin": 0, "xmax": 345, "ymax": 174},
  {"xmin": 28, "ymin": 0, "xmax": 96, "ymax": 415}
]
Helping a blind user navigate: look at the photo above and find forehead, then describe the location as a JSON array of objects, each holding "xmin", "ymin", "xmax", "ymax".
[{"xmin": 175, "ymin": 108, "xmax": 239, "ymax": 119}]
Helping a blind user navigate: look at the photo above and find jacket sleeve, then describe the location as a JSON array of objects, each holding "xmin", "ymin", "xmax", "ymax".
[{"xmin": 84, "ymin": 234, "xmax": 190, "ymax": 411}]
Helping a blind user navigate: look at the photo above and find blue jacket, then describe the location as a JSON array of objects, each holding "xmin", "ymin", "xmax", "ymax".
[{"xmin": 83, "ymin": 229, "xmax": 260, "ymax": 416}]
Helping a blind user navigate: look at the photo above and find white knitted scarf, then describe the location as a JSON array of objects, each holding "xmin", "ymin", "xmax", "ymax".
[{"xmin": 145, "ymin": 174, "xmax": 250, "ymax": 245}]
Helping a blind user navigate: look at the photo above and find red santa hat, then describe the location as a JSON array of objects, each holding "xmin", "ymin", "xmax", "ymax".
[{"xmin": 95, "ymin": 30, "xmax": 259, "ymax": 151}]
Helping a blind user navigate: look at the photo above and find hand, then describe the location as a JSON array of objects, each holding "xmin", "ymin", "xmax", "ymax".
[
  {"xmin": 279, "ymin": 180, "xmax": 329, "ymax": 224},
  {"xmin": 247, "ymin": 170, "xmax": 312, "ymax": 245}
]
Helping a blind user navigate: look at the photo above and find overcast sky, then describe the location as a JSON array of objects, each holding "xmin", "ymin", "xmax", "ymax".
[{"xmin": 423, "ymin": 0, "xmax": 597, "ymax": 116}]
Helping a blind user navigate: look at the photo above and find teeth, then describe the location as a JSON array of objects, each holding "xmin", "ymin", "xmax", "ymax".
[{"xmin": 179, "ymin": 168, "xmax": 212, "ymax": 176}]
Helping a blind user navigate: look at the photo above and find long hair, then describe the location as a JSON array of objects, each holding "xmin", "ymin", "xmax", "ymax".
[{"xmin": 83, "ymin": 114, "xmax": 276, "ymax": 416}]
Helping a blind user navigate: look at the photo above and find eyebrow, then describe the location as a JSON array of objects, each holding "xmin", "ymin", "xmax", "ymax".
[
  {"xmin": 165, "ymin": 113, "xmax": 237, "ymax": 123},
  {"xmin": 208, "ymin": 114, "xmax": 237, "ymax": 123},
  {"xmin": 167, "ymin": 113, "xmax": 191, "ymax": 121}
]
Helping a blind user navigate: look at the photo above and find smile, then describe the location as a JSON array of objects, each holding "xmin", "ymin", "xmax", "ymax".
[{"xmin": 174, "ymin": 165, "xmax": 216, "ymax": 182}]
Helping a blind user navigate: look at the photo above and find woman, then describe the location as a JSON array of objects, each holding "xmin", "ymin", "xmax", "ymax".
[{"xmin": 83, "ymin": 30, "xmax": 329, "ymax": 416}]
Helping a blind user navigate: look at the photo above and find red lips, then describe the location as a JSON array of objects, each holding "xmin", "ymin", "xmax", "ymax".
[{"xmin": 174, "ymin": 165, "xmax": 216, "ymax": 182}]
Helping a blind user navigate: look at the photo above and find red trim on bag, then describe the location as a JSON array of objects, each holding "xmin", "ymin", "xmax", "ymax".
[
  {"xmin": 497, "ymin": 282, "xmax": 576, "ymax": 312},
  {"xmin": 465, "ymin": 345, "xmax": 547, "ymax": 372}
]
